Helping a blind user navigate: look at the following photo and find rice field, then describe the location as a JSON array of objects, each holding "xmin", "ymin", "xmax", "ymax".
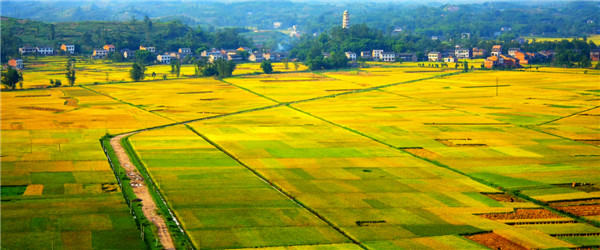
[
  {"xmin": 2, "ymin": 61, "xmax": 599, "ymax": 249},
  {"xmin": 0, "ymin": 87, "xmax": 173, "ymax": 249}
]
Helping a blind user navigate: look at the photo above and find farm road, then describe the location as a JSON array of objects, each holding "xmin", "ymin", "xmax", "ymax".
[{"xmin": 110, "ymin": 133, "xmax": 175, "ymax": 250}]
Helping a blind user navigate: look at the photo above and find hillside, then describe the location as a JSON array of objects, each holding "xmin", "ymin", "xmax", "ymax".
[{"xmin": 1, "ymin": 16, "xmax": 251, "ymax": 61}]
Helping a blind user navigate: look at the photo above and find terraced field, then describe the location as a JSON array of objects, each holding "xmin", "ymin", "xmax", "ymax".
[{"xmin": 2, "ymin": 62, "xmax": 599, "ymax": 249}]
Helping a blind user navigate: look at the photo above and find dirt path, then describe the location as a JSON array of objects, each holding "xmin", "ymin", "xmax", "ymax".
[{"xmin": 111, "ymin": 133, "xmax": 175, "ymax": 250}]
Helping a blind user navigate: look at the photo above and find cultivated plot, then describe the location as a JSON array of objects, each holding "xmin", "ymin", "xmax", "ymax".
[{"xmin": 1, "ymin": 87, "xmax": 172, "ymax": 249}]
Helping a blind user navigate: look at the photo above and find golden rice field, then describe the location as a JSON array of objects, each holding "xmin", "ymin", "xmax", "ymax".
[
  {"xmin": 525, "ymin": 35, "xmax": 600, "ymax": 45},
  {"xmin": 2, "ymin": 61, "xmax": 599, "ymax": 249}
]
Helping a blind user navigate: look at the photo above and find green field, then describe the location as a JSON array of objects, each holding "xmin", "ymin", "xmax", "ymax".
[{"xmin": 2, "ymin": 61, "xmax": 600, "ymax": 249}]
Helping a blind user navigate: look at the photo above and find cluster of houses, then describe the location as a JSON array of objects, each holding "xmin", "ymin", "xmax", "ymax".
[
  {"xmin": 198, "ymin": 47, "xmax": 289, "ymax": 64},
  {"xmin": 10, "ymin": 43, "xmax": 600, "ymax": 71},
  {"xmin": 343, "ymin": 50, "xmax": 418, "ymax": 62},
  {"xmin": 90, "ymin": 45, "xmax": 291, "ymax": 64},
  {"xmin": 422, "ymin": 45, "xmax": 573, "ymax": 69},
  {"xmin": 18, "ymin": 44, "xmax": 75, "ymax": 56}
]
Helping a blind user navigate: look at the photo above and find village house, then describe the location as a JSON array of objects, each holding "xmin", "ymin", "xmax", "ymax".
[
  {"xmin": 275, "ymin": 52, "xmax": 289, "ymax": 62},
  {"xmin": 209, "ymin": 54, "xmax": 224, "ymax": 62},
  {"xmin": 8, "ymin": 59, "xmax": 24, "ymax": 69},
  {"xmin": 167, "ymin": 52, "xmax": 181, "ymax": 59},
  {"xmin": 228, "ymin": 54, "xmax": 242, "ymax": 61},
  {"xmin": 372, "ymin": 50, "xmax": 384, "ymax": 60},
  {"xmin": 499, "ymin": 55, "xmax": 517, "ymax": 68},
  {"xmin": 491, "ymin": 45, "xmax": 502, "ymax": 56},
  {"xmin": 428, "ymin": 51, "xmax": 442, "ymax": 62},
  {"xmin": 249, "ymin": 52, "xmax": 264, "ymax": 62},
  {"xmin": 19, "ymin": 46, "xmax": 37, "ymax": 55},
  {"xmin": 590, "ymin": 49, "xmax": 600, "ymax": 61},
  {"xmin": 36, "ymin": 46, "xmax": 54, "ymax": 55},
  {"xmin": 157, "ymin": 54, "xmax": 171, "ymax": 64},
  {"xmin": 237, "ymin": 47, "xmax": 252, "ymax": 52},
  {"xmin": 92, "ymin": 49, "xmax": 108, "ymax": 59},
  {"xmin": 514, "ymin": 51, "xmax": 529, "ymax": 64},
  {"xmin": 103, "ymin": 45, "xmax": 116, "ymax": 52},
  {"xmin": 178, "ymin": 48, "xmax": 192, "ymax": 55},
  {"xmin": 201, "ymin": 49, "xmax": 223, "ymax": 58},
  {"xmin": 455, "ymin": 48, "xmax": 472, "ymax": 59},
  {"xmin": 461, "ymin": 33, "xmax": 471, "ymax": 39},
  {"xmin": 120, "ymin": 49, "xmax": 135, "ymax": 59},
  {"xmin": 360, "ymin": 51, "xmax": 372, "ymax": 60},
  {"xmin": 485, "ymin": 54, "xmax": 518, "ymax": 69},
  {"xmin": 508, "ymin": 48, "xmax": 521, "ymax": 57},
  {"xmin": 443, "ymin": 56, "xmax": 456, "ymax": 63},
  {"xmin": 396, "ymin": 53, "xmax": 417, "ymax": 62},
  {"xmin": 472, "ymin": 47, "xmax": 487, "ymax": 58},
  {"xmin": 139, "ymin": 46, "xmax": 156, "ymax": 53},
  {"xmin": 61, "ymin": 44, "xmax": 75, "ymax": 54},
  {"xmin": 379, "ymin": 52, "xmax": 395, "ymax": 62},
  {"xmin": 345, "ymin": 51, "xmax": 357, "ymax": 61},
  {"xmin": 484, "ymin": 56, "xmax": 502, "ymax": 69}
]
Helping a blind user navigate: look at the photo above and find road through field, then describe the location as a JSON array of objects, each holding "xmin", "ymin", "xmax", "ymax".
[{"xmin": 110, "ymin": 133, "xmax": 176, "ymax": 250}]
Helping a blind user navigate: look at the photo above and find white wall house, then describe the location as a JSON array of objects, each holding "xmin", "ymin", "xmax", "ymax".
[{"xmin": 157, "ymin": 54, "xmax": 171, "ymax": 64}]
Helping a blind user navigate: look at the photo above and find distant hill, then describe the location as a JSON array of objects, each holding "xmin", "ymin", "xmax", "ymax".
[{"xmin": 2, "ymin": 1, "xmax": 599, "ymax": 38}]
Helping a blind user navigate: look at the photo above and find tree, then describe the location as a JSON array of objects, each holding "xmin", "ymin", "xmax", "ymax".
[
  {"xmin": 49, "ymin": 24, "xmax": 55, "ymax": 40},
  {"xmin": 293, "ymin": 61, "xmax": 299, "ymax": 71},
  {"xmin": 50, "ymin": 79, "xmax": 62, "ymax": 87},
  {"xmin": 170, "ymin": 59, "xmax": 181, "ymax": 78},
  {"xmin": 463, "ymin": 61, "xmax": 469, "ymax": 73},
  {"xmin": 66, "ymin": 60, "xmax": 76, "ymax": 86},
  {"xmin": 130, "ymin": 62, "xmax": 146, "ymax": 82},
  {"xmin": 595, "ymin": 62, "xmax": 600, "ymax": 70},
  {"xmin": 110, "ymin": 52, "xmax": 125, "ymax": 62},
  {"xmin": 152, "ymin": 71, "xmax": 156, "ymax": 80},
  {"xmin": 282, "ymin": 59, "xmax": 289, "ymax": 70},
  {"xmin": 1, "ymin": 67, "xmax": 23, "ymax": 90},
  {"xmin": 134, "ymin": 50, "xmax": 154, "ymax": 64},
  {"xmin": 213, "ymin": 59, "xmax": 236, "ymax": 78},
  {"xmin": 261, "ymin": 60, "xmax": 274, "ymax": 74}
]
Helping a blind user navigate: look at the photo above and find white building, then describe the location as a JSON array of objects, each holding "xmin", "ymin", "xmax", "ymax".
[
  {"xmin": 157, "ymin": 54, "xmax": 171, "ymax": 64},
  {"xmin": 372, "ymin": 50, "xmax": 384, "ymax": 60},
  {"xmin": 140, "ymin": 46, "xmax": 156, "ymax": 53},
  {"xmin": 8, "ymin": 59, "xmax": 24, "ymax": 69},
  {"xmin": 428, "ymin": 52, "xmax": 442, "ymax": 62},
  {"xmin": 61, "ymin": 44, "xmax": 75, "ymax": 54},
  {"xmin": 36, "ymin": 46, "xmax": 54, "ymax": 55},
  {"xmin": 455, "ymin": 49, "xmax": 471, "ymax": 59},
  {"xmin": 209, "ymin": 54, "xmax": 224, "ymax": 62},
  {"xmin": 249, "ymin": 53, "xmax": 264, "ymax": 62},
  {"xmin": 380, "ymin": 52, "xmax": 395, "ymax": 62},
  {"xmin": 179, "ymin": 48, "xmax": 192, "ymax": 55},
  {"xmin": 93, "ymin": 49, "xmax": 108, "ymax": 59},
  {"xmin": 345, "ymin": 51, "xmax": 357, "ymax": 61}
]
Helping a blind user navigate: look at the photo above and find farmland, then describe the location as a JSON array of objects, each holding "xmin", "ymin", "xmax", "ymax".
[{"xmin": 2, "ymin": 61, "xmax": 600, "ymax": 249}]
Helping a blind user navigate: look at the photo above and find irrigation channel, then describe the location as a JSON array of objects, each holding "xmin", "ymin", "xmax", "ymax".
[{"xmin": 98, "ymin": 69, "xmax": 599, "ymax": 249}]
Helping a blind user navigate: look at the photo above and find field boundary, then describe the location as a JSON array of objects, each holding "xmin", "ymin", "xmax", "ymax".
[
  {"xmin": 119, "ymin": 134, "xmax": 196, "ymax": 250},
  {"xmin": 99, "ymin": 134, "xmax": 165, "ymax": 250},
  {"xmin": 284, "ymin": 105, "xmax": 600, "ymax": 230},
  {"xmin": 183, "ymin": 124, "xmax": 367, "ymax": 249}
]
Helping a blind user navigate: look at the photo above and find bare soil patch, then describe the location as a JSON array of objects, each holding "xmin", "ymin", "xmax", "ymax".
[
  {"xmin": 19, "ymin": 106, "xmax": 65, "ymax": 112},
  {"xmin": 466, "ymin": 232, "xmax": 527, "ymax": 250},
  {"xmin": 482, "ymin": 193, "xmax": 523, "ymax": 203},
  {"xmin": 479, "ymin": 209, "xmax": 563, "ymax": 220}
]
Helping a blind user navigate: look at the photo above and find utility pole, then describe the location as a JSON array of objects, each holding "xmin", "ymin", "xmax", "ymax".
[{"xmin": 496, "ymin": 77, "xmax": 498, "ymax": 96}]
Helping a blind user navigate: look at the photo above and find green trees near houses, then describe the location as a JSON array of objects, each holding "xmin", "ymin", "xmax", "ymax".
[
  {"xmin": 1, "ymin": 67, "xmax": 23, "ymax": 90},
  {"xmin": 66, "ymin": 60, "xmax": 76, "ymax": 86},
  {"xmin": 130, "ymin": 62, "xmax": 146, "ymax": 82},
  {"xmin": 260, "ymin": 60, "xmax": 273, "ymax": 74}
]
